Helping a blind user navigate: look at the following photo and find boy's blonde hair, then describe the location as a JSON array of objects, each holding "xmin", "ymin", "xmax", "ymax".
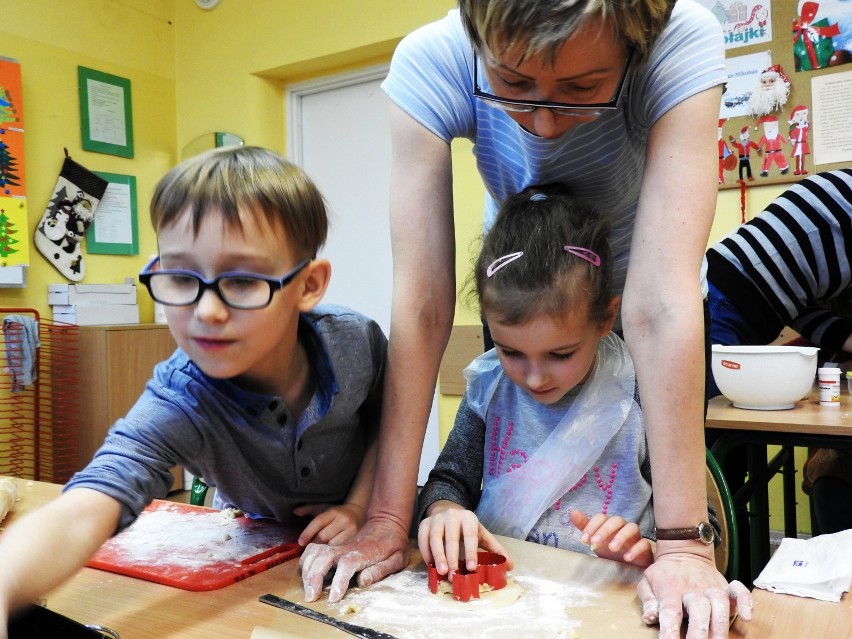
[
  {"xmin": 151, "ymin": 146, "xmax": 328, "ymax": 259},
  {"xmin": 458, "ymin": 0, "xmax": 674, "ymax": 64}
]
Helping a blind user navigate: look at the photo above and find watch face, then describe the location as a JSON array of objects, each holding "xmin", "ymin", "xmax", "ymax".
[{"xmin": 697, "ymin": 521, "xmax": 715, "ymax": 544}]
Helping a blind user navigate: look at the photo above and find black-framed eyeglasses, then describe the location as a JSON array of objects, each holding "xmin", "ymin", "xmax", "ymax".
[
  {"xmin": 138, "ymin": 256, "xmax": 310, "ymax": 310},
  {"xmin": 472, "ymin": 49, "xmax": 633, "ymax": 117}
]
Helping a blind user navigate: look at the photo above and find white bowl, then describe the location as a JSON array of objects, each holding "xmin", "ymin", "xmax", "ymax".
[{"xmin": 711, "ymin": 345, "xmax": 819, "ymax": 410}]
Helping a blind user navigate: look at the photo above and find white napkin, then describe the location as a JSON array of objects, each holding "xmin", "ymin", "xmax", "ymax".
[{"xmin": 754, "ymin": 530, "xmax": 852, "ymax": 602}]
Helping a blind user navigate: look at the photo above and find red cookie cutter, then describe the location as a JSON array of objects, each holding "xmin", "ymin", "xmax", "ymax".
[{"xmin": 427, "ymin": 551, "xmax": 508, "ymax": 602}]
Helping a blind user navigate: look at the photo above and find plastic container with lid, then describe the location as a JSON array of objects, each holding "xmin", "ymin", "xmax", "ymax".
[{"xmin": 818, "ymin": 367, "xmax": 841, "ymax": 406}]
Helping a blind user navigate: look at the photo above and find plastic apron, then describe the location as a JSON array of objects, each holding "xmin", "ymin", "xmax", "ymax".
[{"xmin": 470, "ymin": 333, "xmax": 641, "ymax": 539}]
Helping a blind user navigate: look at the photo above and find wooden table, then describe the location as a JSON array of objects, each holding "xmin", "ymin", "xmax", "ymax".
[
  {"xmin": 4, "ymin": 479, "xmax": 850, "ymax": 638},
  {"xmin": 706, "ymin": 389, "xmax": 852, "ymax": 583}
]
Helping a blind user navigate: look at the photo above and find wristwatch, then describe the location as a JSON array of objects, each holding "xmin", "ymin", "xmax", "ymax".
[{"xmin": 655, "ymin": 522, "xmax": 715, "ymax": 545}]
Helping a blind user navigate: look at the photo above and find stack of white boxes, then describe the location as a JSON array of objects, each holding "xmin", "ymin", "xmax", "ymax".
[{"xmin": 48, "ymin": 278, "xmax": 140, "ymax": 325}]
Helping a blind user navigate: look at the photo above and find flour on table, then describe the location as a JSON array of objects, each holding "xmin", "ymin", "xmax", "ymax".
[
  {"xmin": 97, "ymin": 505, "xmax": 278, "ymax": 569},
  {"xmin": 339, "ymin": 570, "xmax": 597, "ymax": 638}
]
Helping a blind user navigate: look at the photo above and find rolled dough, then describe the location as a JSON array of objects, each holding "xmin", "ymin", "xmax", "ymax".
[{"xmin": 433, "ymin": 577, "xmax": 524, "ymax": 610}]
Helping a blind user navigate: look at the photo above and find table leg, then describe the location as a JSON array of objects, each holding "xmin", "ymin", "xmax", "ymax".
[
  {"xmin": 781, "ymin": 446, "xmax": 798, "ymax": 538},
  {"xmin": 747, "ymin": 443, "xmax": 771, "ymax": 583},
  {"xmin": 764, "ymin": 446, "xmax": 798, "ymax": 540}
]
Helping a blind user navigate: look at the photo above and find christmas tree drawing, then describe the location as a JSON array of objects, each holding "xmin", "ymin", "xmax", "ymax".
[
  {"xmin": 0, "ymin": 140, "xmax": 21, "ymax": 191},
  {"xmin": 0, "ymin": 207, "xmax": 20, "ymax": 258}
]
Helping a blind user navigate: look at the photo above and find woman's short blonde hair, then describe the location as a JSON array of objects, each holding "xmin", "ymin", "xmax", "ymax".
[
  {"xmin": 150, "ymin": 146, "xmax": 328, "ymax": 259},
  {"xmin": 458, "ymin": 0, "xmax": 674, "ymax": 64}
]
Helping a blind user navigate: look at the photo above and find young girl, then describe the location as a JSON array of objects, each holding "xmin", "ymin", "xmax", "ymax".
[{"xmin": 418, "ymin": 185, "xmax": 655, "ymax": 576}]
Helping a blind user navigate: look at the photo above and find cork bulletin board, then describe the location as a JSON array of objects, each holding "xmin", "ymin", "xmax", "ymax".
[{"xmin": 703, "ymin": 1, "xmax": 852, "ymax": 191}]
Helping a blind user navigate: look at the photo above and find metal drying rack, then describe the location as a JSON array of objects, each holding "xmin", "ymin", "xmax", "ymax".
[{"xmin": 0, "ymin": 307, "xmax": 81, "ymax": 482}]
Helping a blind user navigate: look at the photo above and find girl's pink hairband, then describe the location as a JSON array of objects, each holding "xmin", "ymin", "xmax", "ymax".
[
  {"xmin": 486, "ymin": 251, "xmax": 523, "ymax": 277},
  {"xmin": 486, "ymin": 246, "xmax": 600, "ymax": 277},
  {"xmin": 564, "ymin": 246, "xmax": 601, "ymax": 267}
]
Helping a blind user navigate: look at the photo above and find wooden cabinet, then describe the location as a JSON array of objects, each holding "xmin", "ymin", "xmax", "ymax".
[{"xmin": 77, "ymin": 324, "xmax": 182, "ymax": 490}]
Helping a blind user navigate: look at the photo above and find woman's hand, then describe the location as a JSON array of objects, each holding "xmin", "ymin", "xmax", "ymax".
[
  {"xmin": 570, "ymin": 510, "xmax": 654, "ymax": 568},
  {"xmin": 638, "ymin": 549, "xmax": 752, "ymax": 639},
  {"xmin": 295, "ymin": 502, "xmax": 366, "ymax": 546},
  {"xmin": 418, "ymin": 501, "xmax": 513, "ymax": 575},
  {"xmin": 300, "ymin": 515, "xmax": 410, "ymax": 603}
]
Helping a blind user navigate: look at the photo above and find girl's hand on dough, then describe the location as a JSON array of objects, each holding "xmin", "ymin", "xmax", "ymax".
[{"xmin": 418, "ymin": 501, "xmax": 513, "ymax": 575}]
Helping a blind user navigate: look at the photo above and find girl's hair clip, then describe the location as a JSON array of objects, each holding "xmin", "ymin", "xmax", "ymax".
[
  {"xmin": 529, "ymin": 193, "xmax": 547, "ymax": 202},
  {"xmin": 486, "ymin": 251, "xmax": 523, "ymax": 277},
  {"xmin": 564, "ymin": 246, "xmax": 601, "ymax": 267}
]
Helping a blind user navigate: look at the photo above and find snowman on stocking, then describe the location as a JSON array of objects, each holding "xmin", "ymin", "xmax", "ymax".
[{"xmin": 34, "ymin": 153, "xmax": 108, "ymax": 281}]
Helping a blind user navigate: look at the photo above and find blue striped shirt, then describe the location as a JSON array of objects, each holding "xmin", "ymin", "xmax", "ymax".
[{"xmin": 382, "ymin": 0, "xmax": 725, "ymax": 299}]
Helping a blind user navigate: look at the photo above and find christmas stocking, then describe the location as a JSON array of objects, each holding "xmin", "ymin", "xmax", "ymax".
[{"xmin": 33, "ymin": 154, "xmax": 108, "ymax": 281}]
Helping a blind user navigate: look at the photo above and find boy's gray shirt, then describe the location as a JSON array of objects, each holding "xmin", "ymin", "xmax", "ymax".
[{"xmin": 64, "ymin": 304, "xmax": 386, "ymax": 532}]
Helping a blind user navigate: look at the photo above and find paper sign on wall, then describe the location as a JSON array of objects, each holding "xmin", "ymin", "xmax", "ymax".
[{"xmin": 0, "ymin": 56, "xmax": 27, "ymax": 270}]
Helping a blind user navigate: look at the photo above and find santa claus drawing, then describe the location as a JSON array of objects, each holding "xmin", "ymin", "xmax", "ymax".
[
  {"xmin": 749, "ymin": 65, "xmax": 790, "ymax": 117},
  {"xmin": 755, "ymin": 115, "xmax": 789, "ymax": 178},
  {"xmin": 788, "ymin": 105, "xmax": 810, "ymax": 176},
  {"xmin": 728, "ymin": 126, "xmax": 761, "ymax": 183}
]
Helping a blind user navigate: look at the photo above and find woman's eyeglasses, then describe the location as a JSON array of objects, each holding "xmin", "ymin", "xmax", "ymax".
[
  {"xmin": 139, "ymin": 256, "xmax": 310, "ymax": 310},
  {"xmin": 472, "ymin": 50, "xmax": 633, "ymax": 118}
]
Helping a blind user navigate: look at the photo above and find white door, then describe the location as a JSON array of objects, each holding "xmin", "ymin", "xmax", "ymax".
[{"xmin": 287, "ymin": 67, "xmax": 440, "ymax": 485}]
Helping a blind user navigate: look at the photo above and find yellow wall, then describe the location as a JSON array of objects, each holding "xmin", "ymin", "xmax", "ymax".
[
  {"xmin": 0, "ymin": 0, "xmax": 178, "ymax": 322},
  {"xmin": 0, "ymin": 0, "xmax": 807, "ymax": 531},
  {"xmin": 169, "ymin": 0, "xmax": 457, "ymax": 154},
  {"xmin": 712, "ymin": 183, "xmax": 786, "ymax": 244}
]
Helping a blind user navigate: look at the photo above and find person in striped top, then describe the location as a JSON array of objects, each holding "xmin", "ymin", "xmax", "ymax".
[
  {"xmin": 706, "ymin": 168, "xmax": 852, "ymax": 536},
  {"xmin": 707, "ymin": 169, "xmax": 852, "ymax": 399},
  {"xmin": 300, "ymin": 4, "xmax": 749, "ymax": 636}
]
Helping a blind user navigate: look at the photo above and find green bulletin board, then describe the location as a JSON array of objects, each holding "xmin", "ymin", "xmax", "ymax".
[
  {"xmin": 78, "ymin": 66, "xmax": 134, "ymax": 159},
  {"xmin": 85, "ymin": 172, "xmax": 138, "ymax": 255}
]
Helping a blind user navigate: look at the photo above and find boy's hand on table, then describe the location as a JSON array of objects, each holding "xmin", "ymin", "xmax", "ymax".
[
  {"xmin": 570, "ymin": 510, "xmax": 654, "ymax": 568},
  {"xmin": 300, "ymin": 517, "xmax": 410, "ymax": 603},
  {"xmin": 295, "ymin": 503, "xmax": 366, "ymax": 546},
  {"xmin": 637, "ymin": 548, "xmax": 753, "ymax": 639},
  {"xmin": 417, "ymin": 501, "xmax": 513, "ymax": 576}
]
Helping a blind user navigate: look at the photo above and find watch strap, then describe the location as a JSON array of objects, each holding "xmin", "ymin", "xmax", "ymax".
[
  {"xmin": 655, "ymin": 521, "xmax": 715, "ymax": 544},
  {"xmin": 655, "ymin": 526, "xmax": 699, "ymax": 540}
]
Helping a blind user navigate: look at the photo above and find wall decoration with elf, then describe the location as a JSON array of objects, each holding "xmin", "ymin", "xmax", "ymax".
[
  {"xmin": 714, "ymin": 0, "xmax": 852, "ymax": 192},
  {"xmin": 718, "ymin": 66, "xmax": 811, "ymax": 187}
]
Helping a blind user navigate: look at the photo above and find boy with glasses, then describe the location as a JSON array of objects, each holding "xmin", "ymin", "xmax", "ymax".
[{"xmin": 0, "ymin": 147, "xmax": 386, "ymax": 625}]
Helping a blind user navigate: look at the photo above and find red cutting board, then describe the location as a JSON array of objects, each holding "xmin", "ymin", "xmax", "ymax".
[{"xmin": 87, "ymin": 500, "xmax": 303, "ymax": 591}]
